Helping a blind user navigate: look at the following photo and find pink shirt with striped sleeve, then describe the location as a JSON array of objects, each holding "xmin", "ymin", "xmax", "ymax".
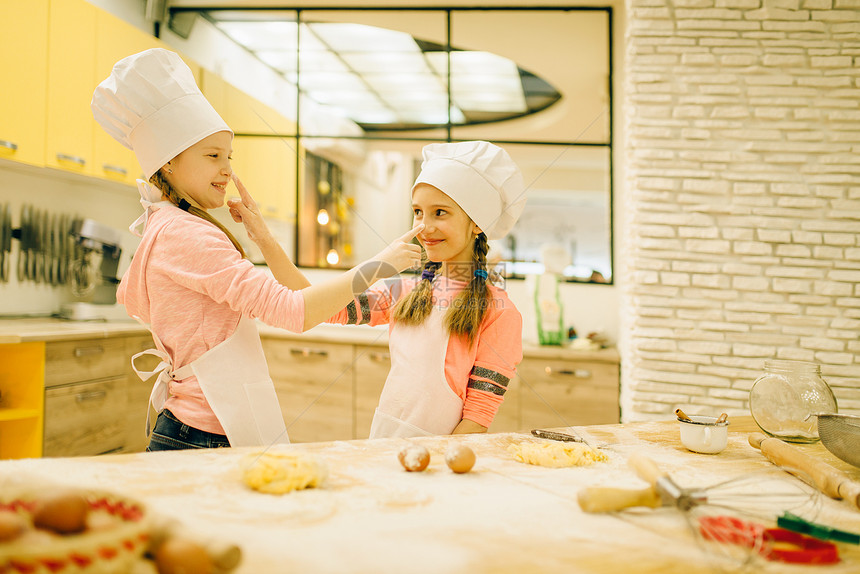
[
  {"xmin": 117, "ymin": 203, "xmax": 305, "ymax": 435},
  {"xmin": 329, "ymin": 275, "xmax": 523, "ymax": 428}
]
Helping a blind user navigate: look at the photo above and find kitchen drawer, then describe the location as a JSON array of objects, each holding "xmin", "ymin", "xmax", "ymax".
[
  {"xmin": 43, "ymin": 376, "xmax": 126, "ymax": 457},
  {"xmin": 44, "ymin": 337, "xmax": 128, "ymax": 387},
  {"xmin": 263, "ymin": 339, "xmax": 354, "ymax": 443},
  {"xmin": 353, "ymin": 345, "xmax": 390, "ymax": 439},
  {"xmin": 518, "ymin": 358, "xmax": 619, "ymax": 429}
]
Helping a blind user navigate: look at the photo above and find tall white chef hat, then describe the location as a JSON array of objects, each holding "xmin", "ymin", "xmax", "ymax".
[
  {"xmin": 412, "ymin": 141, "xmax": 526, "ymax": 240},
  {"xmin": 91, "ymin": 48, "xmax": 231, "ymax": 180}
]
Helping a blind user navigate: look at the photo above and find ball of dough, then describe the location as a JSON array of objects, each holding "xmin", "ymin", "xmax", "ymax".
[
  {"xmin": 508, "ymin": 441, "xmax": 607, "ymax": 468},
  {"xmin": 242, "ymin": 452, "xmax": 328, "ymax": 494},
  {"xmin": 397, "ymin": 445, "xmax": 430, "ymax": 472},
  {"xmin": 445, "ymin": 445, "xmax": 476, "ymax": 474}
]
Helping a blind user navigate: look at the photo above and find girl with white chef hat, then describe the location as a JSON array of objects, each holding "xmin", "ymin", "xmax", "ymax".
[
  {"xmin": 329, "ymin": 141, "xmax": 527, "ymax": 438},
  {"xmin": 92, "ymin": 48, "xmax": 422, "ymax": 451}
]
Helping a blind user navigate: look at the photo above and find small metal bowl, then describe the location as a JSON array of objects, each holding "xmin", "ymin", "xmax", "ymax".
[{"xmin": 817, "ymin": 413, "xmax": 860, "ymax": 468}]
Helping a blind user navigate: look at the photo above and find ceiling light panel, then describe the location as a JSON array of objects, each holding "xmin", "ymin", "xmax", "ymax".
[
  {"xmin": 362, "ymin": 72, "xmax": 445, "ymax": 93},
  {"xmin": 309, "ymin": 23, "xmax": 420, "ymax": 53},
  {"xmin": 299, "ymin": 72, "xmax": 366, "ymax": 92},
  {"xmin": 216, "ymin": 21, "xmax": 298, "ymax": 51},
  {"xmin": 339, "ymin": 52, "xmax": 430, "ymax": 73}
]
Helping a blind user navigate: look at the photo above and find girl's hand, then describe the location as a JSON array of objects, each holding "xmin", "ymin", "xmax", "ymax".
[
  {"xmin": 372, "ymin": 224, "xmax": 425, "ymax": 274},
  {"xmin": 227, "ymin": 174, "xmax": 270, "ymax": 245}
]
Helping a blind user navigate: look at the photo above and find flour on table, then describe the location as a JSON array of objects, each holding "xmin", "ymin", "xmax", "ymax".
[
  {"xmin": 508, "ymin": 441, "xmax": 608, "ymax": 468},
  {"xmin": 241, "ymin": 452, "xmax": 328, "ymax": 494}
]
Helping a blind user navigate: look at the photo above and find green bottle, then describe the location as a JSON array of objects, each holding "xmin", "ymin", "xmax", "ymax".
[{"xmin": 534, "ymin": 272, "xmax": 564, "ymax": 346}]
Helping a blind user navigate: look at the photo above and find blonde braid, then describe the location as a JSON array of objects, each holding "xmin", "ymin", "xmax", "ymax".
[
  {"xmin": 149, "ymin": 171, "xmax": 246, "ymax": 258},
  {"xmin": 392, "ymin": 260, "xmax": 441, "ymax": 325},
  {"xmin": 445, "ymin": 232, "xmax": 491, "ymax": 345}
]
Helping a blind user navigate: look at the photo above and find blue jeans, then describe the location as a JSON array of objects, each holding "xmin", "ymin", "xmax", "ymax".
[{"xmin": 147, "ymin": 409, "xmax": 231, "ymax": 451}]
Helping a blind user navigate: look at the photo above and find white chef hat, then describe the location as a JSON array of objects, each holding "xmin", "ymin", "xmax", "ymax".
[
  {"xmin": 91, "ymin": 48, "xmax": 231, "ymax": 180},
  {"xmin": 412, "ymin": 141, "xmax": 526, "ymax": 240}
]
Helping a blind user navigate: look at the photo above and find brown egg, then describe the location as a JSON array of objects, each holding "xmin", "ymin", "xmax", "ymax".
[
  {"xmin": 445, "ymin": 444, "xmax": 476, "ymax": 474},
  {"xmin": 154, "ymin": 537, "xmax": 214, "ymax": 574},
  {"xmin": 397, "ymin": 445, "xmax": 430, "ymax": 472},
  {"xmin": 0, "ymin": 510, "xmax": 30, "ymax": 542},
  {"xmin": 32, "ymin": 491, "xmax": 89, "ymax": 534}
]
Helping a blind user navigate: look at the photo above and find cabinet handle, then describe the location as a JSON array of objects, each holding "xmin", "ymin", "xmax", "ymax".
[
  {"xmin": 102, "ymin": 164, "xmax": 128, "ymax": 176},
  {"xmin": 368, "ymin": 352, "xmax": 390, "ymax": 363},
  {"xmin": 56, "ymin": 153, "xmax": 86, "ymax": 166},
  {"xmin": 290, "ymin": 347, "xmax": 329, "ymax": 358},
  {"xmin": 74, "ymin": 345, "xmax": 104, "ymax": 357},
  {"xmin": 545, "ymin": 366, "xmax": 592, "ymax": 379},
  {"xmin": 76, "ymin": 390, "xmax": 107, "ymax": 402},
  {"xmin": 0, "ymin": 140, "xmax": 18, "ymax": 151}
]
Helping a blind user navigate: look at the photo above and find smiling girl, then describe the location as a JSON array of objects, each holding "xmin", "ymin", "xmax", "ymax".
[
  {"xmin": 330, "ymin": 141, "xmax": 527, "ymax": 438},
  {"xmin": 92, "ymin": 48, "xmax": 421, "ymax": 451}
]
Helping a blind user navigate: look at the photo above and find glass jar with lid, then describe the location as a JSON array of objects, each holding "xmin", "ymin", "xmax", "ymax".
[{"xmin": 749, "ymin": 359, "xmax": 838, "ymax": 443}]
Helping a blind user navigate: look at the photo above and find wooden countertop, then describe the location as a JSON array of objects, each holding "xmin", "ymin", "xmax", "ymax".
[
  {"xmin": 0, "ymin": 318, "xmax": 148, "ymax": 343},
  {"xmin": 1, "ymin": 417, "xmax": 857, "ymax": 573},
  {"xmin": 0, "ymin": 319, "xmax": 619, "ymax": 362}
]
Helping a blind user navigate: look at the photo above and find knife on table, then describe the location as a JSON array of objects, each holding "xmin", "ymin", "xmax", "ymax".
[{"xmin": 531, "ymin": 429, "xmax": 588, "ymax": 443}]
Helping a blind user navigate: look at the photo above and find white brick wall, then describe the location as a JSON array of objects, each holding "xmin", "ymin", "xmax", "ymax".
[{"xmin": 623, "ymin": 0, "xmax": 860, "ymax": 421}]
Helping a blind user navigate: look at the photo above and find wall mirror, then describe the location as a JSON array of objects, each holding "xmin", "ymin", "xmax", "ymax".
[{"xmin": 185, "ymin": 5, "xmax": 613, "ymax": 282}]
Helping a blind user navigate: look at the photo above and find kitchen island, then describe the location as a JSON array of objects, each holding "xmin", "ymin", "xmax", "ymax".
[{"xmin": 1, "ymin": 417, "xmax": 858, "ymax": 573}]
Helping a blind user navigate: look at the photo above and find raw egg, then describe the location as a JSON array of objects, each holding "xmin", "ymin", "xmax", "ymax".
[
  {"xmin": 445, "ymin": 445, "xmax": 476, "ymax": 474},
  {"xmin": 397, "ymin": 445, "xmax": 430, "ymax": 472},
  {"xmin": 154, "ymin": 536, "xmax": 214, "ymax": 574},
  {"xmin": 32, "ymin": 491, "xmax": 89, "ymax": 534},
  {"xmin": 0, "ymin": 510, "xmax": 29, "ymax": 542}
]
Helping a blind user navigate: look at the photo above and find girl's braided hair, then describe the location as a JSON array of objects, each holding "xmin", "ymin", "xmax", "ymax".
[
  {"xmin": 391, "ymin": 232, "xmax": 491, "ymax": 345},
  {"xmin": 149, "ymin": 169, "xmax": 245, "ymax": 258}
]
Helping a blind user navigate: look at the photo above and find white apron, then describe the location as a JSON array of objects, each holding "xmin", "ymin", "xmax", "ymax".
[
  {"xmin": 369, "ymin": 307, "xmax": 464, "ymax": 439},
  {"xmin": 127, "ymin": 180, "xmax": 289, "ymax": 448},
  {"xmin": 132, "ymin": 317, "xmax": 290, "ymax": 448}
]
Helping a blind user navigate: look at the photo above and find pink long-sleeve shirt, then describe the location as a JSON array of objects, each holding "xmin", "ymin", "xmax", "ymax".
[
  {"xmin": 329, "ymin": 276, "xmax": 523, "ymax": 428},
  {"xmin": 118, "ymin": 203, "xmax": 305, "ymax": 434}
]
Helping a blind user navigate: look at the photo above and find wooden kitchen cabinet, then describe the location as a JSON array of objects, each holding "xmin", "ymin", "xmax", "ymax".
[
  {"xmin": 261, "ymin": 332, "xmax": 620, "ymax": 442},
  {"xmin": 45, "ymin": 0, "xmax": 97, "ymax": 177},
  {"xmin": 0, "ymin": 0, "xmax": 49, "ymax": 167},
  {"xmin": 43, "ymin": 337, "xmax": 132, "ymax": 457},
  {"xmin": 263, "ymin": 338, "xmax": 354, "ymax": 443},
  {"xmin": 518, "ymin": 352, "xmax": 620, "ymax": 430}
]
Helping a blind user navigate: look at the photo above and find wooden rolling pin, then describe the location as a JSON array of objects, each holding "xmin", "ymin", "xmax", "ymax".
[
  {"xmin": 749, "ymin": 432, "xmax": 860, "ymax": 511},
  {"xmin": 577, "ymin": 485, "xmax": 662, "ymax": 513}
]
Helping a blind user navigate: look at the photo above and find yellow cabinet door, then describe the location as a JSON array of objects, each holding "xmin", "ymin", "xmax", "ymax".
[
  {"xmin": 93, "ymin": 10, "xmax": 160, "ymax": 186},
  {"xmin": 231, "ymin": 136, "xmax": 297, "ymax": 221},
  {"xmin": 45, "ymin": 0, "xmax": 96, "ymax": 176},
  {"xmin": 227, "ymin": 87, "xmax": 296, "ymax": 136},
  {"xmin": 0, "ymin": 0, "xmax": 49, "ymax": 167}
]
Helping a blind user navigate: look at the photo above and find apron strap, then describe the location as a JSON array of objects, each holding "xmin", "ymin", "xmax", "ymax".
[{"xmin": 130, "ymin": 315, "xmax": 194, "ymax": 437}]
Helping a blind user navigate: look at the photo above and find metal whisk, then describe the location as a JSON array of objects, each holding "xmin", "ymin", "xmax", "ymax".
[{"xmin": 578, "ymin": 453, "xmax": 822, "ymax": 569}]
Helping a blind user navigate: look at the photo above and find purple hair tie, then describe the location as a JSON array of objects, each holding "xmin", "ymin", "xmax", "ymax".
[
  {"xmin": 474, "ymin": 269, "xmax": 488, "ymax": 280},
  {"xmin": 421, "ymin": 268, "xmax": 436, "ymax": 281}
]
